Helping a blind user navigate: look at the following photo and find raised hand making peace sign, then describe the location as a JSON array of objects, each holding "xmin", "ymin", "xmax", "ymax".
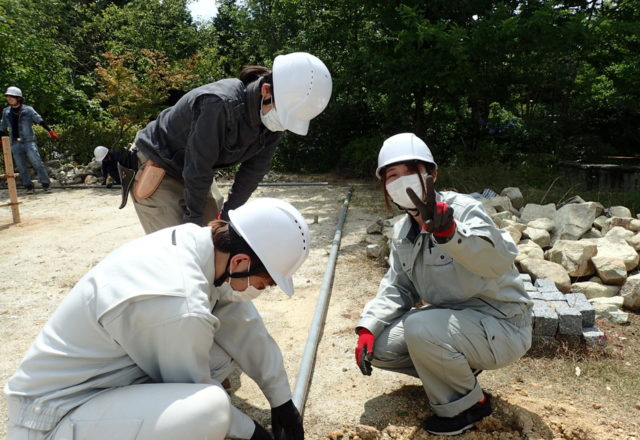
[{"xmin": 406, "ymin": 175, "xmax": 456, "ymax": 242}]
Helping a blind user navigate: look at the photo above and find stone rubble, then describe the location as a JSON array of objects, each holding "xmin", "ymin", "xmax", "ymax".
[{"xmin": 3, "ymin": 158, "xmax": 284, "ymax": 187}]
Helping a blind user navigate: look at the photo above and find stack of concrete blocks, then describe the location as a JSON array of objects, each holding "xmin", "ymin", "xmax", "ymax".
[{"xmin": 519, "ymin": 274, "xmax": 606, "ymax": 347}]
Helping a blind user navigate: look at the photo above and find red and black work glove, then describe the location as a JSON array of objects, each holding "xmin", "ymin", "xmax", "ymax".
[
  {"xmin": 355, "ymin": 328, "xmax": 374, "ymax": 376},
  {"xmin": 48, "ymin": 130, "xmax": 59, "ymax": 139},
  {"xmin": 271, "ymin": 399, "xmax": 303, "ymax": 440},
  {"xmin": 406, "ymin": 175, "xmax": 456, "ymax": 243}
]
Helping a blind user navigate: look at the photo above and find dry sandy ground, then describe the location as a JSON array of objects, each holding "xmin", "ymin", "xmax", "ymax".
[{"xmin": 0, "ymin": 180, "xmax": 638, "ymax": 440}]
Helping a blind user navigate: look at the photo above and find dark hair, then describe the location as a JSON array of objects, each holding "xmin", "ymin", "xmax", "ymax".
[
  {"xmin": 239, "ymin": 65, "xmax": 272, "ymax": 86},
  {"xmin": 6, "ymin": 95, "xmax": 23, "ymax": 104},
  {"xmin": 209, "ymin": 220, "xmax": 268, "ymax": 274},
  {"xmin": 380, "ymin": 161, "xmax": 436, "ymax": 211}
]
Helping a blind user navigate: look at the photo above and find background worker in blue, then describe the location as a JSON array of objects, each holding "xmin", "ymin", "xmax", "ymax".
[
  {"xmin": 94, "ymin": 145, "xmax": 121, "ymax": 187},
  {"xmin": 354, "ymin": 133, "xmax": 533, "ymax": 436},
  {"xmin": 0, "ymin": 86, "xmax": 59, "ymax": 193}
]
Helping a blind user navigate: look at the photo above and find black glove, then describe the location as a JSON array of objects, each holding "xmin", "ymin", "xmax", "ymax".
[
  {"xmin": 250, "ymin": 420, "xmax": 272, "ymax": 440},
  {"xmin": 271, "ymin": 400, "xmax": 304, "ymax": 440},
  {"xmin": 406, "ymin": 175, "xmax": 456, "ymax": 242},
  {"xmin": 219, "ymin": 205, "xmax": 230, "ymax": 222}
]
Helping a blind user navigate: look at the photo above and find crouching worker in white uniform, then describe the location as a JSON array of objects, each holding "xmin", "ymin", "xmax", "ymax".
[
  {"xmin": 5, "ymin": 198, "xmax": 310, "ymax": 440},
  {"xmin": 354, "ymin": 133, "xmax": 533, "ymax": 436}
]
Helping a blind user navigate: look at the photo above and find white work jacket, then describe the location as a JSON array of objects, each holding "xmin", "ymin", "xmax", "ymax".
[
  {"xmin": 5, "ymin": 224, "xmax": 291, "ymax": 435},
  {"xmin": 358, "ymin": 191, "xmax": 532, "ymax": 336}
]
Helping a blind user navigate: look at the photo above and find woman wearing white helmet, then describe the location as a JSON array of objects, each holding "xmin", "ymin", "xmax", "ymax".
[
  {"xmin": 122, "ymin": 52, "xmax": 332, "ymax": 235},
  {"xmin": 354, "ymin": 133, "xmax": 532, "ymax": 436},
  {"xmin": 5, "ymin": 198, "xmax": 310, "ymax": 440},
  {"xmin": 94, "ymin": 146, "xmax": 122, "ymax": 187}
]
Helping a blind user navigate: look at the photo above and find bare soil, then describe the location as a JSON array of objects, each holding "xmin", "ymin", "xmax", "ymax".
[{"xmin": 1, "ymin": 178, "xmax": 639, "ymax": 440}]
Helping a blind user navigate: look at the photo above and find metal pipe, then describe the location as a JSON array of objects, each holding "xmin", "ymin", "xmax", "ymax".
[
  {"xmin": 291, "ymin": 186, "xmax": 353, "ymax": 415},
  {"xmin": 217, "ymin": 182, "xmax": 329, "ymax": 187}
]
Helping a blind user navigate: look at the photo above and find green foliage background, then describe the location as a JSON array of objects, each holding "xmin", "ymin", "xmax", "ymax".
[{"xmin": 1, "ymin": 0, "xmax": 639, "ymax": 186}]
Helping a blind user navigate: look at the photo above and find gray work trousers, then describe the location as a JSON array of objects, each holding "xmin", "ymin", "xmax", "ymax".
[
  {"xmin": 132, "ymin": 149, "xmax": 224, "ymax": 234},
  {"xmin": 7, "ymin": 383, "xmax": 230, "ymax": 440},
  {"xmin": 371, "ymin": 306, "xmax": 531, "ymax": 417}
]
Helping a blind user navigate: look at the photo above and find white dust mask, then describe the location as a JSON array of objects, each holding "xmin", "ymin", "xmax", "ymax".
[
  {"xmin": 385, "ymin": 173, "xmax": 428, "ymax": 209},
  {"xmin": 217, "ymin": 262, "xmax": 264, "ymax": 302},
  {"xmin": 260, "ymin": 97, "xmax": 285, "ymax": 132}
]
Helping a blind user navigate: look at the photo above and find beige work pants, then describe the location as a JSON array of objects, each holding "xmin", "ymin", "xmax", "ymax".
[
  {"xmin": 7, "ymin": 383, "xmax": 230, "ymax": 440},
  {"xmin": 132, "ymin": 149, "xmax": 224, "ymax": 234},
  {"xmin": 371, "ymin": 306, "xmax": 531, "ymax": 417}
]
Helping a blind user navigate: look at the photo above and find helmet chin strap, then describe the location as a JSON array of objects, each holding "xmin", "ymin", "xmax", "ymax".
[{"xmin": 213, "ymin": 224, "xmax": 268, "ymax": 286}]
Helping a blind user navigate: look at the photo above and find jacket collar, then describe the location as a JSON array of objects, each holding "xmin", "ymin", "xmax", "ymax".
[{"xmin": 245, "ymin": 79, "xmax": 263, "ymax": 127}]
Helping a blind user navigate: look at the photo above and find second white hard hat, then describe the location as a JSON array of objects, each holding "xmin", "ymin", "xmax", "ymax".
[
  {"xmin": 228, "ymin": 198, "xmax": 310, "ymax": 296},
  {"xmin": 272, "ymin": 52, "xmax": 332, "ymax": 136},
  {"xmin": 376, "ymin": 133, "xmax": 437, "ymax": 179},
  {"xmin": 94, "ymin": 146, "xmax": 109, "ymax": 162},
  {"xmin": 5, "ymin": 86, "xmax": 22, "ymax": 97}
]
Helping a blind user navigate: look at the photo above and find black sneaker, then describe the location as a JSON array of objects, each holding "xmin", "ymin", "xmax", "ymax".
[
  {"xmin": 43, "ymin": 183, "xmax": 51, "ymax": 192},
  {"xmin": 25, "ymin": 185, "xmax": 35, "ymax": 194},
  {"xmin": 422, "ymin": 394, "xmax": 492, "ymax": 436}
]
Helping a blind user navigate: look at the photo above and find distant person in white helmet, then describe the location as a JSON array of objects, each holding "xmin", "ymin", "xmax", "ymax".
[
  {"xmin": 0, "ymin": 86, "xmax": 60, "ymax": 194},
  {"xmin": 354, "ymin": 133, "xmax": 533, "ymax": 436},
  {"xmin": 118, "ymin": 52, "xmax": 332, "ymax": 234},
  {"xmin": 93, "ymin": 146, "xmax": 121, "ymax": 187},
  {"xmin": 5, "ymin": 198, "xmax": 310, "ymax": 440}
]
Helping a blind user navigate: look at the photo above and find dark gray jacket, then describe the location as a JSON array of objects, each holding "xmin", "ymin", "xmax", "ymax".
[{"xmin": 135, "ymin": 78, "xmax": 282, "ymax": 224}]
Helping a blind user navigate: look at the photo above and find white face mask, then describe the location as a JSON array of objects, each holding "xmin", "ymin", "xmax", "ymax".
[
  {"xmin": 218, "ymin": 281, "xmax": 262, "ymax": 302},
  {"xmin": 217, "ymin": 262, "xmax": 264, "ymax": 302},
  {"xmin": 260, "ymin": 97, "xmax": 285, "ymax": 132},
  {"xmin": 385, "ymin": 173, "xmax": 428, "ymax": 209}
]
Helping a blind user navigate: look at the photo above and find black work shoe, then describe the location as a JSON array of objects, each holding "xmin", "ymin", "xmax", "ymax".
[
  {"xmin": 25, "ymin": 185, "xmax": 35, "ymax": 194},
  {"xmin": 422, "ymin": 394, "xmax": 492, "ymax": 436},
  {"xmin": 42, "ymin": 183, "xmax": 51, "ymax": 192}
]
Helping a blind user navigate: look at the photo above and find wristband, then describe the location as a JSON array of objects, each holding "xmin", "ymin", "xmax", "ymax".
[{"xmin": 433, "ymin": 222, "xmax": 456, "ymax": 237}]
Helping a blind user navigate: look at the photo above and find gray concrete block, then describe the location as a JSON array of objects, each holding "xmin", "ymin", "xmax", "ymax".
[
  {"xmin": 518, "ymin": 273, "xmax": 532, "ymax": 283},
  {"xmin": 565, "ymin": 292, "xmax": 596, "ymax": 327},
  {"xmin": 556, "ymin": 306, "xmax": 583, "ymax": 335},
  {"xmin": 582, "ymin": 326, "xmax": 607, "ymax": 347},
  {"xmin": 541, "ymin": 290, "xmax": 566, "ymax": 301},
  {"xmin": 534, "ymin": 278, "xmax": 559, "ymax": 292},
  {"xmin": 532, "ymin": 300, "xmax": 558, "ymax": 336},
  {"xmin": 531, "ymin": 335, "xmax": 555, "ymax": 347},
  {"xmin": 523, "ymin": 281, "xmax": 537, "ymax": 292},
  {"xmin": 527, "ymin": 290, "xmax": 545, "ymax": 300}
]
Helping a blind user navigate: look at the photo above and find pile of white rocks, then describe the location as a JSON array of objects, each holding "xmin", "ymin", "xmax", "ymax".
[{"xmin": 365, "ymin": 187, "xmax": 640, "ymax": 331}]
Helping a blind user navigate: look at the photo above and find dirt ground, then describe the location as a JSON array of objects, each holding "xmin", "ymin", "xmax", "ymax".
[{"xmin": 1, "ymin": 178, "xmax": 639, "ymax": 440}]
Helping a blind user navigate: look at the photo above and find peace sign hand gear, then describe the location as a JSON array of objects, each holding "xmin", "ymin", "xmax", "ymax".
[{"xmin": 406, "ymin": 175, "xmax": 456, "ymax": 242}]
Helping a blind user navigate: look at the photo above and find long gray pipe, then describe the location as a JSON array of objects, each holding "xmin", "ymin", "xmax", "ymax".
[{"xmin": 291, "ymin": 186, "xmax": 353, "ymax": 415}]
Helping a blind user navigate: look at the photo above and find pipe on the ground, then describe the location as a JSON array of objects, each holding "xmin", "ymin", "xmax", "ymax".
[
  {"xmin": 217, "ymin": 182, "xmax": 329, "ymax": 187},
  {"xmin": 291, "ymin": 186, "xmax": 353, "ymax": 416}
]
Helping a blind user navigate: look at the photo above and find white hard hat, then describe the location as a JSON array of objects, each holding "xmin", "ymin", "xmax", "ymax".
[
  {"xmin": 375, "ymin": 133, "xmax": 437, "ymax": 179},
  {"xmin": 94, "ymin": 146, "xmax": 109, "ymax": 162},
  {"xmin": 5, "ymin": 86, "xmax": 22, "ymax": 97},
  {"xmin": 228, "ymin": 198, "xmax": 310, "ymax": 296},
  {"xmin": 272, "ymin": 52, "xmax": 332, "ymax": 136}
]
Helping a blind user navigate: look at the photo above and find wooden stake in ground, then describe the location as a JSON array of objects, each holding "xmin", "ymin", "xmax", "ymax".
[{"xmin": 1, "ymin": 136, "xmax": 21, "ymax": 223}]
